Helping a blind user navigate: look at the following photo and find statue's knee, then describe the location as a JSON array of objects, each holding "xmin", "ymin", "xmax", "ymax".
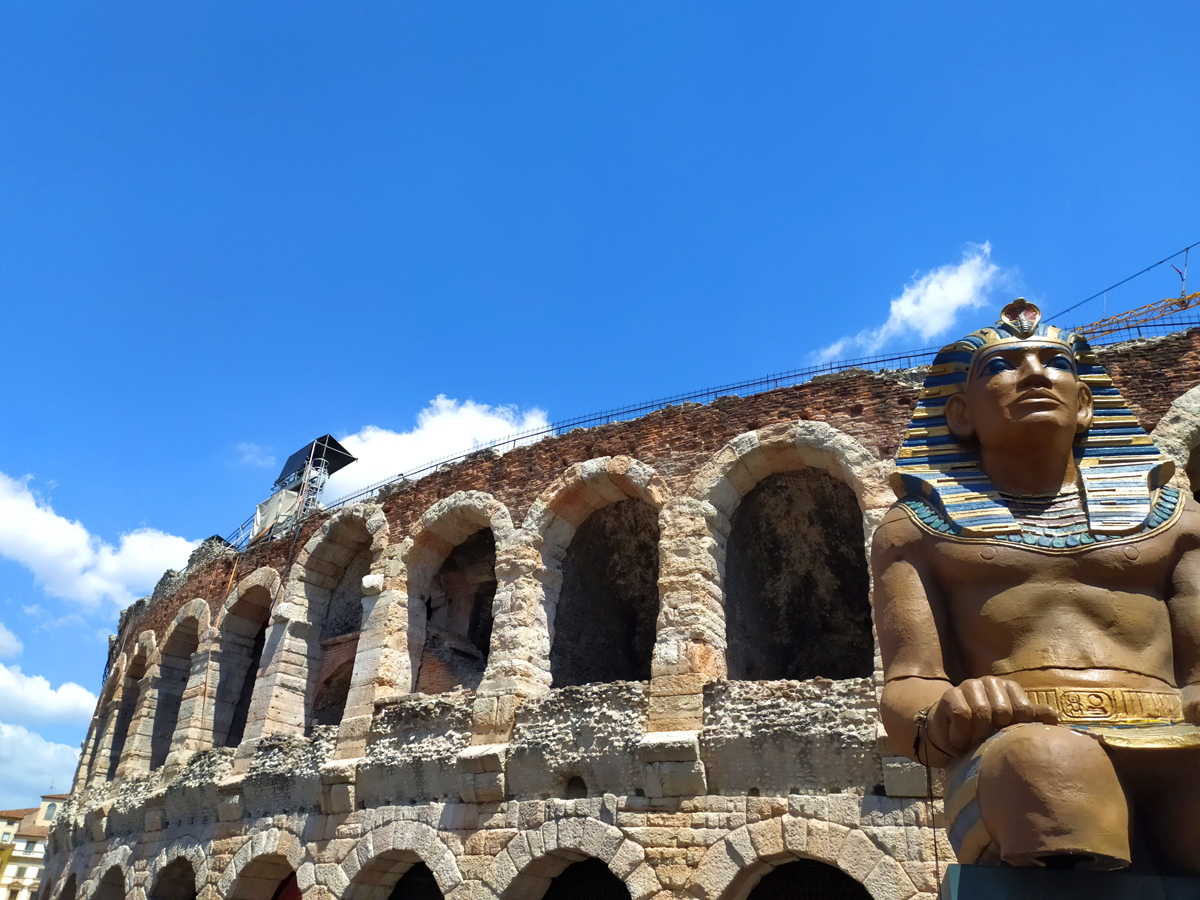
[{"xmin": 977, "ymin": 724, "xmax": 1129, "ymax": 867}]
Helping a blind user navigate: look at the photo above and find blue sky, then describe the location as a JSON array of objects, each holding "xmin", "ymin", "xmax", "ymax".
[{"xmin": 0, "ymin": 2, "xmax": 1197, "ymax": 806}]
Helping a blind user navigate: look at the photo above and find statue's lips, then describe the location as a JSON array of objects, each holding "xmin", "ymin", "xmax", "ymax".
[{"xmin": 1012, "ymin": 390, "xmax": 1062, "ymax": 408}]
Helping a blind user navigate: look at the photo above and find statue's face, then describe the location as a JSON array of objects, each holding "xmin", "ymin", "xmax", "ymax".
[{"xmin": 946, "ymin": 344, "xmax": 1093, "ymax": 449}]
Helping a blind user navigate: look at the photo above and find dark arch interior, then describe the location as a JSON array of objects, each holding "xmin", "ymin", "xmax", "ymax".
[
  {"xmin": 415, "ymin": 528, "xmax": 496, "ymax": 694},
  {"xmin": 106, "ymin": 656, "xmax": 147, "ymax": 780},
  {"xmin": 151, "ymin": 619, "xmax": 201, "ymax": 769},
  {"xmin": 725, "ymin": 469, "xmax": 873, "ymax": 681},
  {"xmin": 149, "ymin": 858, "xmax": 197, "ymax": 900},
  {"xmin": 57, "ymin": 875, "xmax": 76, "ymax": 900},
  {"xmin": 542, "ymin": 859, "xmax": 629, "ymax": 900},
  {"xmin": 230, "ymin": 856, "xmax": 296, "ymax": 900},
  {"xmin": 565, "ymin": 776, "xmax": 588, "ymax": 799},
  {"xmin": 386, "ymin": 863, "xmax": 443, "ymax": 900},
  {"xmin": 551, "ymin": 499, "xmax": 659, "ymax": 687},
  {"xmin": 311, "ymin": 534, "xmax": 372, "ymax": 731},
  {"xmin": 93, "ymin": 868, "xmax": 125, "ymax": 900},
  {"xmin": 745, "ymin": 860, "xmax": 871, "ymax": 900},
  {"xmin": 218, "ymin": 585, "xmax": 273, "ymax": 749}
]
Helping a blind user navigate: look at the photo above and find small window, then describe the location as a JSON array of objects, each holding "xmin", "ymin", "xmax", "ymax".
[
  {"xmin": 42, "ymin": 805, "xmax": 55, "ymax": 822},
  {"xmin": 8, "ymin": 889, "xmax": 18, "ymax": 900},
  {"xmin": 1, "ymin": 833, "xmax": 9, "ymax": 842},
  {"xmin": 22, "ymin": 842, "xmax": 34, "ymax": 852},
  {"xmin": 15, "ymin": 868, "xmax": 26, "ymax": 879}
]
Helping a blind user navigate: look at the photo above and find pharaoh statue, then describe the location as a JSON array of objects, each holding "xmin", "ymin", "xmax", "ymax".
[{"xmin": 872, "ymin": 299, "xmax": 1200, "ymax": 874}]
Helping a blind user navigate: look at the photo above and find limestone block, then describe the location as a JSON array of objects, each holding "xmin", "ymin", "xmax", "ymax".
[
  {"xmin": 89, "ymin": 815, "xmax": 107, "ymax": 843},
  {"xmin": 747, "ymin": 818, "xmax": 784, "ymax": 860},
  {"xmin": 607, "ymin": 840, "xmax": 645, "ymax": 880},
  {"xmin": 458, "ymin": 743, "xmax": 508, "ymax": 774},
  {"xmin": 329, "ymin": 783, "xmax": 354, "ymax": 815},
  {"xmin": 638, "ymin": 731, "xmax": 700, "ymax": 763},
  {"xmin": 837, "ymin": 829, "xmax": 884, "ymax": 882},
  {"xmin": 625, "ymin": 864, "xmax": 662, "ymax": 900},
  {"xmin": 643, "ymin": 761, "xmax": 707, "ymax": 798},
  {"xmin": 781, "ymin": 816, "xmax": 807, "ymax": 855},
  {"xmin": 863, "ymin": 856, "xmax": 918, "ymax": 900},
  {"xmin": 144, "ymin": 808, "xmax": 163, "ymax": 833},
  {"xmin": 361, "ymin": 574, "xmax": 384, "ymax": 596},
  {"xmin": 805, "ymin": 820, "xmax": 850, "ymax": 863},
  {"xmin": 883, "ymin": 758, "xmax": 935, "ymax": 798},
  {"xmin": 218, "ymin": 795, "xmax": 243, "ymax": 823},
  {"xmin": 690, "ymin": 842, "xmax": 740, "ymax": 900}
]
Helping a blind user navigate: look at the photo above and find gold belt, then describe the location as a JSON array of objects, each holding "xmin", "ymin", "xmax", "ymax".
[{"xmin": 1025, "ymin": 687, "xmax": 1183, "ymax": 724}]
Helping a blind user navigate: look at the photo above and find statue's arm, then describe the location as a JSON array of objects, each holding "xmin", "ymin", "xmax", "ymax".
[
  {"xmin": 1168, "ymin": 499, "xmax": 1200, "ymax": 722},
  {"xmin": 871, "ymin": 507, "xmax": 956, "ymax": 764}
]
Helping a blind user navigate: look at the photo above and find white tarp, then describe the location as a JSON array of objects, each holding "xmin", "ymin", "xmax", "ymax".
[{"xmin": 250, "ymin": 489, "xmax": 300, "ymax": 545}]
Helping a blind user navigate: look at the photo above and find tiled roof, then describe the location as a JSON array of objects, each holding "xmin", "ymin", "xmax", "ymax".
[{"xmin": 0, "ymin": 809, "xmax": 37, "ymax": 820}]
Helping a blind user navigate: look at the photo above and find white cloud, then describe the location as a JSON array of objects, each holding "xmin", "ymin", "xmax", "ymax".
[
  {"xmin": 0, "ymin": 472, "xmax": 199, "ymax": 608},
  {"xmin": 236, "ymin": 442, "xmax": 276, "ymax": 468},
  {"xmin": 814, "ymin": 243, "xmax": 1002, "ymax": 362},
  {"xmin": 0, "ymin": 664, "xmax": 96, "ymax": 727},
  {"xmin": 0, "ymin": 722, "xmax": 80, "ymax": 808},
  {"xmin": 322, "ymin": 395, "xmax": 550, "ymax": 501},
  {"xmin": 0, "ymin": 624, "xmax": 23, "ymax": 659}
]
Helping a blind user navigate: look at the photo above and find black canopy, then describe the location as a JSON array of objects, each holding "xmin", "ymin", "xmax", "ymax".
[{"xmin": 274, "ymin": 435, "xmax": 356, "ymax": 489}]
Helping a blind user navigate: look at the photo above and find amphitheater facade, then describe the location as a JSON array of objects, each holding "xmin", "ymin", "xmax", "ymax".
[{"xmin": 44, "ymin": 331, "xmax": 1200, "ymax": 900}]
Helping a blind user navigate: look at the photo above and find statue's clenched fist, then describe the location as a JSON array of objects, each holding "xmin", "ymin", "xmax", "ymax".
[{"xmin": 927, "ymin": 677, "xmax": 1058, "ymax": 756}]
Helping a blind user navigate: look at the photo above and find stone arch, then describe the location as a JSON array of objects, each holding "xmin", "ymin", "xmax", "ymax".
[
  {"xmin": 218, "ymin": 828, "xmax": 306, "ymax": 900},
  {"xmin": 81, "ymin": 845, "xmax": 133, "ymax": 900},
  {"xmin": 687, "ymin": 815, "xmax": 917, "ymax": 900},
  {"xmin": 252, "ymin": 504, "xmax": 388, "ymax": 742},
  {"xmin": 400, "ymin": 491, "xmax": 516, "ymax": 695},
  {"xmin": 522, "ymin": 458, "xmax": 670, "ymax": 688},
  {"xmin": 81, "ymin": 651, "xmax": 126, "ymax": 785},
  {"xmin": 665, "ymin": 422, "xmax": 891, "ymax": 683},
  {"xmin": 111, "ymin": 632, "xmax": 156, "ymax": 779},
  {"xmin": 1150, "ymin": 384, "xmax": 1200, "ymax": 498},
  {"xmin": 495, "ymin": 817, "xmax": 659, "ymax": 900},
  {"xmin": 58, "ymin": 874, "xmax": 77, "ymax": 900},
  {"xmin": 146, "ymin": 840, "xmax": 208, "ymax": 900},
  {"xmin": 337, "ymin": 819, "xmax": 463, "ymax": 900},
  {"xmin": 149, "ymin": 604, "xmax": 206, "ymax": 770},
  {"xmin": 212, "ymin": 566, "xmax": 282, "ymax": 749}
]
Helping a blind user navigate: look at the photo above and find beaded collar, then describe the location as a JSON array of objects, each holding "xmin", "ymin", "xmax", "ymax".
[{"xmin": 900, "ymin": 485, "xmax": 1184, "ymax": 553}]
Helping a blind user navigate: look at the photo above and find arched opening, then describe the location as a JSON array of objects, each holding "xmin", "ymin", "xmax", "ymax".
[
  {"xmin": 151, "ymin": 618, "xmax": 201, "ymax": 769},
  {"xmin": 57, "ymin": 875, "xmax": 75, "ymax": 900},
  {"xmin": 565, "ymin": 776, "xmax": 588, "ymax": 799},
  {"xmin": 43, "ymin": 803, "xmax": 56, "ymax": 821},
  {"xmin": 414, "ymin": 528, "xmax": 496, "ymax": 694},
  {"xmin": 149, "ymin": 859, "xmax": 196, "ymax": 900},
  {"xmin": 386, "ymin": 864, "xmax": 441, "ymax": 900},
  {"xmin": 345, "ymin": 854, "xmax": 445, "ymax": 900},
  {"xmin": 550, "ymin": 499, "xmax": 659, "ymax": 686},
  {"xmin": 307, "ymin": 520, "xmax": 373, "ymax": 733},
  {"xmin": 542, "ymin": 859, "xmax": 628, "ymax": 900},
  {"xmin": 744, "ymin": 860, "xmax": 871, "ymax": 900},
  {"xmin": 228, "ymin": 856, "xmax": 296, "ymax": 900},
  {"xmin": 106, "ymin": 655, "xmax": 148, "ymax": 780},
  {"xmin": 92, "ymin": 867, "xmax": 125, "ymax": 900},
  {"xmin": 215, "ymin": 583, "xmax": 274, "ymax": 748},
  {"xmin": 725, "ymin": 469, "xmax": 872, "ymax": 681}
]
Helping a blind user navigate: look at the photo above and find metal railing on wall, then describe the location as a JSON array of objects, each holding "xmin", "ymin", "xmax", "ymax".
[{"xmin": 224, "ymin": 313, "xmax": 1200, "ymax": 550}]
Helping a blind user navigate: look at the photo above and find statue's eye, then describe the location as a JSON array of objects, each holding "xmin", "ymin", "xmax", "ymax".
[
  {"xmin": 983, "ymin": 356, "xmax": 1012, "ymax": 375},
  {"xmin": 1046, "ymin": 354, "xmax": 1074, "ymax": 372}
]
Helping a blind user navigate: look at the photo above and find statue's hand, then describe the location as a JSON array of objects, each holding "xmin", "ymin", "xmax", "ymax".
[
  {"xmin": 927, "ymin": 677, "xmax": 1059, "ymax": 757},
  {"xmin": 1183, "ymin": 684, "xmax": 1200, "ymax": 725}
]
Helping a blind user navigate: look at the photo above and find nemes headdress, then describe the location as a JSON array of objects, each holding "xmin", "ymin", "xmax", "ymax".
[{"xmin": 892, "ymin": 299, "xmax": 1178, "ymax": 546}]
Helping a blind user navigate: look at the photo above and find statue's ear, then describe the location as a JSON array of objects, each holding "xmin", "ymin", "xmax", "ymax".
[
  {"xmin": 1076, "ymin": 382, "xmax": 1094, "ymax": 433},
  {"xmin": 945, "ymin": 394, "xmax": 975, "ymax": 442}
]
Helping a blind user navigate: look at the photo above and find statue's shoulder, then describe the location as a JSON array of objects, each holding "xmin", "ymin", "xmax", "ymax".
[
  {"xmin": 1171, "ymin": 490, "xmax": 1200, "ymax": 544},
  {"xmin": 872, "ymin": 501, "xmax": 928, "ymax": 559}
]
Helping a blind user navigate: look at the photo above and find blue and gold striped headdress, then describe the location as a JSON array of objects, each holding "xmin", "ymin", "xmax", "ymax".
[{"xmin": 892, "ymin": 299, "xmax": 1175, "ymax": 538}]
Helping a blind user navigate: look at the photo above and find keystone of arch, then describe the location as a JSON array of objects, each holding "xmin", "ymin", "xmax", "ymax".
[
  {"xmin": 218, "ymin": 827, "xmax": 307, "ymax": 898},
  {"xmin": 399, "ymin": 491, "xmax": 517, "ymax": 588},
  {"xmin": 167, "ymin": 599, "xmax": 211, "ymax": 643},
  {"xmin": 292, "ymin": 503, "xmax": 389, "ymax": 590},
  {"xmin": 337, "ymin": 819, "xmax": 464, "ymax": 898},
  {"xmin": 522, "ymin": 456, "xmax": 671, "ymax": 561},
  {"xmin": 222, "ymin": 566, "xmax": 284, "ymax": 617},
  {"xmin": 687, "ymin": 815, "xmax": 917, "ymax": 900},
  {"xmin": 492, "ymin": 818, "xmax": 658, "ymax": 900}
]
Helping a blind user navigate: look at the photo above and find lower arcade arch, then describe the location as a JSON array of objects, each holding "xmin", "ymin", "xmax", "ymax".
[
  {"xmin": 148, "ymin": 858, "xmax": 197, "ymax": 900},
  {"xmin": 346, "ymin": 855, "xmax": 445, "ymax": 900},
  {"xmin": 151, "ymin": 617, "xmax": 202, "ymax": 769},
  {"xmin": 540, "ymin": 859, "xmax": 630, "ymax": 900},
  {"xmin": 227, "ymin": 855, "xmax": 296, "ymax": 900},
  {"xmin": 57, "ymin": 875, "xmax": 76, "ymax": 900},
  {"xmin": 742, "ymin": 861, "xmax": 871, "ymax": 900},
  {"xmin": 91, "ymin": 867, "xmax": 126, "ymax": 900}
]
